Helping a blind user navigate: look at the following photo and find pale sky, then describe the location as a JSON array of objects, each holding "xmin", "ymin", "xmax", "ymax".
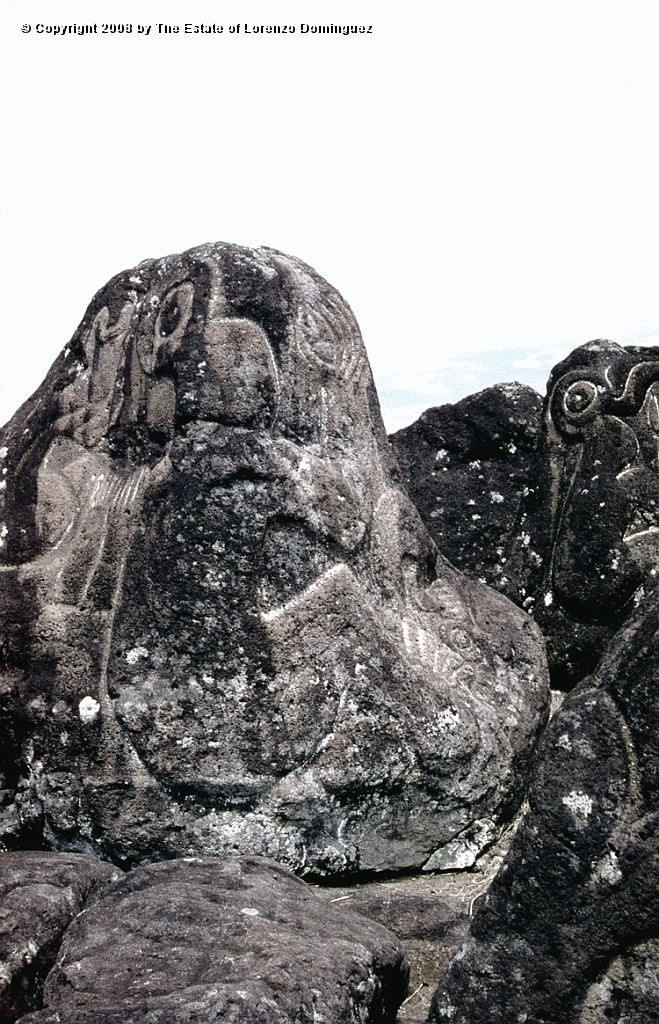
[{"xmin": 1, "ymin": 0, "xmax": 657, "ymax": 432}]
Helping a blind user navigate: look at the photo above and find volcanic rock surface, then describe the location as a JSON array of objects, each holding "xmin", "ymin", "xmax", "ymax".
[
  {"xmin": 13, "ymin": 855, "xmax": 409, "ymax": 1024},
  {"xmin": 389, "ymin": 382, "xmax": 542, "ymax": 593},
  {"xmin": 0, "ymin": 852, "xmax": 121, "ymax": 1022},
  {"xmin": 429, "ymin": 582, "xmax": 659, "ymax": 1024},
  {"xmin": 507, "ymin": 339, "xmax": 659, "ymax": 689},
  {"xmin": 0, "ymin": 242, "xmax": 549, "ymax": 876},
  {"xmin": 393, "ymin": 342, "xmax": 659, "ymax": 690}
]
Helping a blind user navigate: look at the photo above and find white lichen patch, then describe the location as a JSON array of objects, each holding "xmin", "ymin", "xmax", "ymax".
[
  {"xmin": 562, "ymin": 790, "xmax": 593, "ymax": 820},
  {"xmin": 436, "ymin": 707, "xmax": 461, "ymax": 731},
  {"xmin": 557, "ymin": 733, "xmax": 572, "ymax": 751},
  {"xmin": 490, "ymin": 491, "xmax": 504, "ymax": 503},
  {"xmin": 544, "ymin": 591, "xmax": 553, "ymax": 607},
  {"xmin": 596, "ymin": 850, "xmax": 623, "ymax": 885},
  {"xmin": 126, "ymin": 646, "xmax": 149, "ymax": 665},
  {"xmin": 240, "ymin": 907, "xmax": 260, "ymax": 916},
  {"xmin": 79, "ymin": 696, "xmax": 100, "ymax": 723},
  {"xmin": 0, "ymin": 523, "xmax": 7, "ymax": 547}
]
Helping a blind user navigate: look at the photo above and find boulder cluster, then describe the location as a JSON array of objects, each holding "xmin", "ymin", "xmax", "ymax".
[{"xmin": 1, "ymin": 244, "xmax": 657, "ymax": 1022}]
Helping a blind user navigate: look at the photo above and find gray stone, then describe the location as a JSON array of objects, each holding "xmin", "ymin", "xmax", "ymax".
[
  {"xmin": 580, "ymin": 938, "xmax": 659, "ymax": 1024},
  {"xmin": 389, "ymin": 382, "xmax": 542, "ymax": 594},
  {"xmin": 507, "ymin": 339, "xmax": 659, "ymax": 689},
  {"xmin": 0, "ymin": 242, "xmax": 549, "ymax": 876},
  {"xmin": 15, "ymin": 855, "xmax": 409, "ymax": 1024},
  {"xmin": 392, "ymin": 343, "xmax": 659, "ymax": 691},
  {"xmin": 429, "ymin": 582, "xmax": 659, "ymax": 1024},
  {"xmin": 0, "ymin": 851, "xmax": 121, "ymax": 1022}
]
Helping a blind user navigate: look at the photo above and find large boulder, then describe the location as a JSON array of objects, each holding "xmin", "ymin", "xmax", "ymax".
[
  {"xmin": 392, "ymin": 342, "xmax": 659, "ymax": 691},
  {"xmin": 0, "ymin": 852, "xmax": 121, "ymax": 1022},
  {"xmin": 389, "ymin": 382, "xmax": 542, "ymax": 593},
  {"xmin": 15, "ymin": 855, "xmax": 409, "ymax": 1024},
  {"xmin": 429, "ymin": 582, "xmax": 659, "ymax": 1024},
  {"xmin": 0, "ymin": 242, "xmax": 549, "ymax": 875},
  {"xmin": 507, "ymin": 339, "xmax": 659, "ymax": 689}
]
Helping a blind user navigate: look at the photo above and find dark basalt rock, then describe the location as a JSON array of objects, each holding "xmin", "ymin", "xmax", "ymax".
[
  {"xmin": 393, "ymin": 342, "xmax": 659, "ymax": 691},
  {"xmin": 579, "ymin": 938, "xmax": 659, "ymax": 1023},
  {"xmin": 507, "ymin": 339, "xmax": 659, "ymax": 689},
  {"xmin": 15, "ymin": 855, "xmax": 409, "ymax": 1024},
  {"xmin": 389, "ymin": 382, "xmax": 543, "ymax": 593},
  {"xmin": 0, "ymin": 242, "xmax": 549, "ymax": 876},
  {"xmin": 0, "ymin": 852, "xmax": 121, "ymax": 1022},
  {"xmin": 428, "ymin": 583, "xmax": 659, "ymax": 1024}
]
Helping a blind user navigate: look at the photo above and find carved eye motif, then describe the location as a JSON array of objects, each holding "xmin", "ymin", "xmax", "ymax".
[
  {"xmin": 154, "ymin": 283, "xmax": 194, "ymax": 344},
  {"xmin": 561, "ymin": 380, "xmax": 601, "ymax": 425},
  {"xmin": 138, "ymin": 282, "xmax": 195, "ymax": 374},
  {"xmin": 647, "ymin": 392, "xmax": 659, "ymax": 433}
]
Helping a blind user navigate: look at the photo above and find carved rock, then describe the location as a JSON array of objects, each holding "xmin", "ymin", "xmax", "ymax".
[
  {"xmin": 389, "ymin": 382, "xmax": 542, "ymax": 593},
  {"xmin": 507, "ymin": 339, "xmax": 659, "ymax": 688},
  {"xmin": 15, "ymin": 855, "xmax": 409, "ymax": 1024},
  {"xmin": 0, "ymin": 242, "xmax": 548, "ymax": 875},
  {"xmin": 392, "ymin": 342, "xmax": 659, "ymax": 690},
  {"xmin": 429, "ymin": 584, "xmax": 659, "ymax": 1024},
  {"xmin": 0, "ymin": 852, "xmax": 121, "ymax": 1022}
]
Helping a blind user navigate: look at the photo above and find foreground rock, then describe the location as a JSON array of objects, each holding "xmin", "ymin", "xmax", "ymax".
[
  {"xmin": 429, "ymin": 584, "xmax": 659, "ymax": 1023},
  {"xmin": 390, "ymin": 383, "xmax": 542, "ymax": 593},
  {"xmin": 16, "ymin": 854, "xmax": 409, "ymax": 1024},
  {"xmin": 0, "ymin": 852, "xmax": 121, "ymax": 1022},
  {"xmin": 0, "ymin": 242, "xmax": 549, "ymax": 875}
]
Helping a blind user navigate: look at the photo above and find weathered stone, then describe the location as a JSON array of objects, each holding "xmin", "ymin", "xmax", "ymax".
[
  {"xmin": 580, "ymin": 938, "xmax": 659, "ymax": 1024},
  {"xmin": 0, "ymin": 851, "xmax": 121, "ymax": 1022},
  {"xmin": 0, "ymin": 242, "xmax": 549, "ymax": 875},
  {"xmin": 429, "ymin": 582, "xmax": 659, "ymax": 1024},
  {"xmin": 507, "ymin": 339, "xmax": 659, "ymax": 689},
  {"xmin": 312, "ymin": 807, "xmax": 527, "ymax": 1024},
  {"xmin": 15, "ymin": 855, "xmax": 409, "ymax": 1024},
  {"xmin": 389, "ymin": 383, "xmax": 542, "ymax": 593}
]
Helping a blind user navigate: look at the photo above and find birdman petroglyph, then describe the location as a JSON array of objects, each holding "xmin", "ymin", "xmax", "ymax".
[{"xmin": 0, "ymin": 243, "xmax": 548, "ymax": 874}]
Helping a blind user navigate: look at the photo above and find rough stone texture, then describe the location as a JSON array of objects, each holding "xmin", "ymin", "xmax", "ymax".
[
  {"xmin": 0, "ymin": 851, "xmax": 121, "ymax": 1022},
  {"xmin": 312, "ymin": 807, "xmax": 528, "ymax": 1024},
  {"xmin": 389, "ymin": 383, "xmax": 542, "ymax": 592},
  {"xmin": 429, "ymin": 582, "xmax": 659, "ymax": 1024},
  {"xmin": 506, "ymin": 339, "xmax": 659, "ymax": 689},
  {"xmin": 0, "ymin": 242, "xmax": 549, "ymax": 876},
  {"xmin": 580, "ymin": 938, "xmax": 659, "ymax": 1023},
  {"xmin": 15, "ymin": 854, "xmax": 409, "ymax": 1024},
  {"xmin": 391, "ymin": 343, "xmax": 659, "ymax": 691}
]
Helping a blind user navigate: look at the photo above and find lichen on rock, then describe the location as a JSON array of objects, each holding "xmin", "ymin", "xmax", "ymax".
[{"xmin": 0, "ymin": 242, "xmax": 549, "ymax": 876}]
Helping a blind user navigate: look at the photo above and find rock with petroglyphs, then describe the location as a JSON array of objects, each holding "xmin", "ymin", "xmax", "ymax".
[
  {"xmin": 392, "ymin": 343, "xmax": 659, "ymax": 691},
  {"xmin": 506, "ymin": 339, "xmax": 659, "ymax": 689},
  {"xmin": 0, "ymin": 242, "xmax": 549, "ymax": 875},
  {"xmin": 429, "ymin": 583, "xmax": 659, "ymax": 1024}
]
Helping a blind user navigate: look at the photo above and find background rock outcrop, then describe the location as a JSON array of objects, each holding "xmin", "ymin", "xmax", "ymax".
[
  {"xmin": 429, "ymin": 582, "xmax": 659, "ymax": 1024},
  {"xmin": 508, "ymin": 339, "xmax": 659, "ymax": 688},
  {"xmin": 393, "ymin": 341, "xmax": 659, "ymax": 691},
  {"xmin": 0, "ymin": 242, "xmax": 549, "ymax": 877},
  {"xmin": 390, "ymin": 382, "xmax": 542, "ymax": 593}
]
